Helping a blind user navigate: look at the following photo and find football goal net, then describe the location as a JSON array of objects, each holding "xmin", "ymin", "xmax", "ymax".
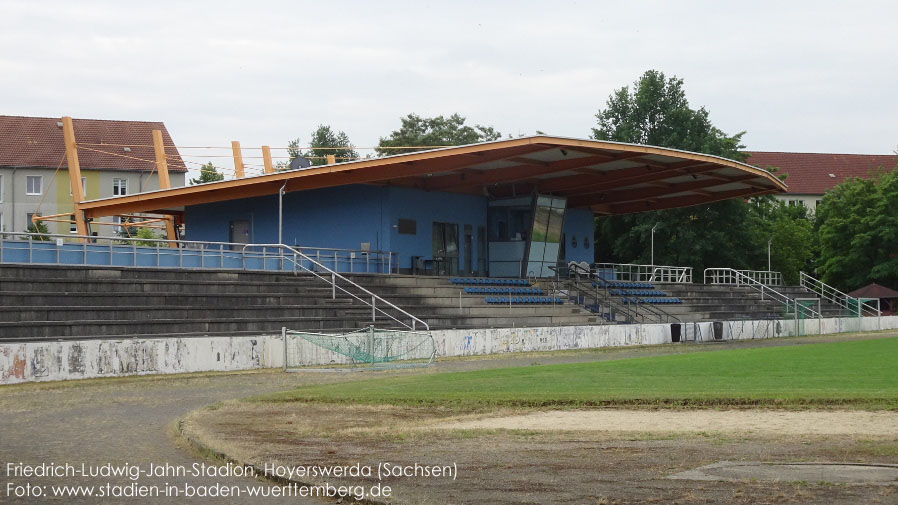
[{"xmin": 283, "ymin": 326, "xmax": 436, "ymax": 370}]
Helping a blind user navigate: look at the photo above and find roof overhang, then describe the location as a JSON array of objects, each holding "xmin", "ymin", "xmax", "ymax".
[{"xmin": 77, "ymin": 135, "xmax": 787, "ymax": 219}]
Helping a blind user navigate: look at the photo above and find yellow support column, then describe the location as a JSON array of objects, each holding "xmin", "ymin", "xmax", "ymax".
[
  {"xmin": 61, "ymin": 116, "xmax": 90, "ymax": 240},
  {"xmin": 231, "ymin": 141, "xmax": 245, "ymax": 178},
  {"xmin": 152, "ymin": 130, "xmax": 171, "ymax": 189},
  {"xmin": 262, "ymin": 145, "xmax": 274, "ymax": 174},
  {"xmin": 152, "ymin": 129, "xmax": 178, "ymax": 247},
  {"xmin": 326, "ymin": 154, "xmax": 336, "ymax": 165}
]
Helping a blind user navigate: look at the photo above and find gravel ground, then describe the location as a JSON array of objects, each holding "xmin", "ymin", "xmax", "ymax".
[{"xmin": 1, "ymin": 331, "xmax": 896, "ymax": 504}]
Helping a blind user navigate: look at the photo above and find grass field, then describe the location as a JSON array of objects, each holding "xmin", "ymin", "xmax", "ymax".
[{"xmin": 260, "ymin": 337, "xmax": 898, "ymax": 409}]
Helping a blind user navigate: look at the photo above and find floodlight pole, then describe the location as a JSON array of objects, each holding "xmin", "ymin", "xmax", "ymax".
[{"xmin": 651, "ymin": 223, "xmax": 660, "ymax": 266}]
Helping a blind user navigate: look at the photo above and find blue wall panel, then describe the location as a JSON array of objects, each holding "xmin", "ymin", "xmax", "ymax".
[
  {"xmin": 563, "ymin": 208, "xmax": 596, "ymax": 264},
  {"xmin": 182, "ymin": 185, "xmax": 593, "ymax": 274}
]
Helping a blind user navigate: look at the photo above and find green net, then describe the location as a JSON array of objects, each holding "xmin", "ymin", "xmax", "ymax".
[{"xmin": 286, "ymin": 326, "xmax": 436, "ymax": 369}]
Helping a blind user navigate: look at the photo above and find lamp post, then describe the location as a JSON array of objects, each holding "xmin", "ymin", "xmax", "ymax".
[
  {"xmin": 651, "ymin": 222, "xmax": 660, "ymax": 266},
  {"xmin": 767, "ymin": 238, "xmax": 772, "ymax": 271},
  {"xmin": 278, "ymin": 181, "xmax": 287, "ymax": 245}
]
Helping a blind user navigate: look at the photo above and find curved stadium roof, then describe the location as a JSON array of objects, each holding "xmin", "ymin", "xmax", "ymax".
[{"xmin": 77, "ymin": 135, "xmax": 787, "ymax": 219}]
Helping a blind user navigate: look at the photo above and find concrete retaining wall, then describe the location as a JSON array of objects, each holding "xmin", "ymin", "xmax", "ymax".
[{"xmin": 2, "ymin": 315, "xmax": 897, "ymax": 385}]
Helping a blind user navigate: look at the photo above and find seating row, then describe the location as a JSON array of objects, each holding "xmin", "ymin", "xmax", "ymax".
[
  {"xmin": 465, "ymin": 287, "xmax": 543, "ymax": 295},
  {"xmin": 598, "ymin": 280, "xmax": 655, "ymax": 289},
  {"xmin": 609, "ymin": 289, "xmax": 666, "ymax": 297},
  {"xmin": 620, "ymin": 297, "xmax": 682, "ymax": 304},
  {"xmin": 485, "ymin": 296, "xmax": 563, "ymax": 305},
  {"xmin": 451, "ymin": 277, "xmax": 530, "ymax": 286}
]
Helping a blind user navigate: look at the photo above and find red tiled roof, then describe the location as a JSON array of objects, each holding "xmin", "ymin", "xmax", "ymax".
[
  {"xmin": 0, "ymin": 115, "xmax": 187, "ymax": 172},
  {"xmin": 745, "ymin": 151, "xmax": 897, "ymax": 195}
]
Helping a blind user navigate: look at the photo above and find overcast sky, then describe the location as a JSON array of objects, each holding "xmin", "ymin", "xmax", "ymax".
[{"xmin": 2, "ymin": 0, "xmax": 896, "ymax": 176}]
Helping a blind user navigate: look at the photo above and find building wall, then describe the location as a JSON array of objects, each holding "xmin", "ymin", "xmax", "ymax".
[
  {"xmin": 184, "ymin": 185, "xmax": 595, "ymax": 274},
  {"xmin": 563, "ymin": 208, "xmax": 596, "ymax": 264},
  {"xmin": 773, "ymin": 193, "xmax": 822, "ymax": 214},
  {"xmin": 0, "ymin": 167, "xmax": 185, "ymax": 237}
]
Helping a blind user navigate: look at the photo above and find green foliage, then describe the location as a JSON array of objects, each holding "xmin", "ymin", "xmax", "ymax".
[
  {"xmin": 746, "ymin": 199, "xmax": 816, "ymax": 284},
  {"xmin": 190, "ymin": 162, "xmax": 224, "ymax": 185},
  {"xmin": 25, "ymin": 220, "xmax": 50, "ymax": 240},
  {"xmin": 134, "ymin": 227, "xmax": 160, "ymax": 247},
  {"xmin": 376, "ymin": 113, "xmax": 502, "ymax": 156},
  {"xmin": 592, "ymin": 70, "xmax": 746, "ymax": 161},
  {"xmin": 280, "ymin": 125, "xmax": 360, "ymax": 169},
  {"xmin": 816, "ymin": 167, "xmax": 898, "ymax": 290},
  {"xmin": 259, "ymin": 337, "xmax": 898, "ymax": 410},
  {"xmin": 591, "ymin": 70, "xmax": 806, "ymax": 274}
]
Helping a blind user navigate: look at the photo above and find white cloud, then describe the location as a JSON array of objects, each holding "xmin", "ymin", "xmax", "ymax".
[{"xmin": 1, "ymin": 0, "xmax": 896, "ymax": 177}]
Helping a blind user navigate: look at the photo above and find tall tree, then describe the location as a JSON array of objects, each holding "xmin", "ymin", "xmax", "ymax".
[
  {"xmin": 376, "ymin": 113, "xmax": 501, "ymax": 155},
  {"xmin": 592, "ymin": 70, "xmax": 766, "ymax": 273},
  {"xmin": 189, "ymin": 162, "xmax": 224, "ymax": 185},
  {"xmin": 282, "ymin": 125, "xmax": 359, "ymax": 168},
  {"xmin": 816, "ymin": 167, "xmax": 898, "ymax": 290}
]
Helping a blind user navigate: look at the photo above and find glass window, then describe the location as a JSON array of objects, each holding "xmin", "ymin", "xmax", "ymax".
[
  {"xmin": 113, "ymin": 178, "xmax": 128, "ymax": 196},
  {"xmin": 26, "ymin": 175, "xmax": 41, "ymax": 195},
  {"xmin": 70, "ymin": 177, "xmax": 87, "ymax": 198}
]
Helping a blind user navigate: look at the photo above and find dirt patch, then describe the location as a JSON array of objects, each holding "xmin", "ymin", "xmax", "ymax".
[
  {"xmin": 183, "ymin": 401, "xmax": 898, "ymax": 504},
  {"xmin": 436, "ymin": 409, "xmax": 898, "ymax": 436}
]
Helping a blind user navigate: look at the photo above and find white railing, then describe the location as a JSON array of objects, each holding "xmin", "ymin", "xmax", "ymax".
[
  {"xmin": 704, "ymin": 267, "xmax": 822, "ymax": 318},
  {"xmin": 800, "ymin": 272, "xmax": 880, "ymax": 318},
  {"xmin": 248, "ymin": 243, "xmax": 428, "ymax": 332},
  {"xmin": 0, "ymin": 232, "xmax": 396, "ymax": 274},
  {"xmin": 593, "ymin": 262, "xmax": 693, "ymax": 284},
  {"xmin": 734, "ymin": 269, "xmax": 783, "ymax": 286}
]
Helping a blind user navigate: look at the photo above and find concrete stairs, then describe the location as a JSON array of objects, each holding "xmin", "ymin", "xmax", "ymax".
[{"xmin": 0, "ymin": 265, "xmax": 600, "ymax": 342}]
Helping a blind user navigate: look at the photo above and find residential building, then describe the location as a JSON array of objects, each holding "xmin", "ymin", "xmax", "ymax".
[
  {"xmin": 745, "ymin": 151, "xmax": 898, "ymax": 213},
  {"xmin": 0, "ymin": 115, "xmax": 187, "ymax": 237}
]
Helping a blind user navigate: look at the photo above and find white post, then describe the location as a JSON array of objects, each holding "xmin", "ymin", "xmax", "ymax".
[{"xmin": 282, "ymin": 326, "xmax": 288, "ymax": 372}]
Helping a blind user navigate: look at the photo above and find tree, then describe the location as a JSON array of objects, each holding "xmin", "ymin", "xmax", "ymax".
[
  {"xmin": 592, "ymin": 70, "xmax": 758, "ymax": 272},
  {"xmin": 25, "ymin": 220, "xmax": 50, "ymax": 240},
  {"xmin": 134, "ymin": 227, "xmax": 160, "ymax": 247},
  {"xmin": 280, "ymin": 125, "xmax": 360, "ymax": 169},
  {"xmin": 746, "ymin": 199, "xmax": 816, "ymax": 285},
  {"xmin": 816, "ymin": 167, "xmax": 898, "ymax": 290},
  {"xmin": 190, "ymin": 162, "xmax": 224, "ymax": 185},
  {"xmin": 376, "ymin": 113, "xmax": 502, "ymax": 155}
]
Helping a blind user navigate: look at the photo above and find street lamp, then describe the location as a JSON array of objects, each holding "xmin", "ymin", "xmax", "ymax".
[
  {"xmin": 278, "ymin": 181, "xmax": 287, "ymax": 245},
  {"xmin": 767, "ymin": 237, "xmax": 772, "ymax": 271},
  {"xmin": 651, "ymin": 222, "xmax": 660, "ymax": 266}
]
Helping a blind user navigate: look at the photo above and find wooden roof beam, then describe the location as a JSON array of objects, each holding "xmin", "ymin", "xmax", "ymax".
[
  {"xmin": 567, "ymin": 174, "xmax": 759, "ymax": 207},
  {"xmin": 543, "ymin": 161, "xmax": 716, "ymax": 195},
  {"xmin": 607, "ymin": 187, "xmax": 777, "ymax": 215}
]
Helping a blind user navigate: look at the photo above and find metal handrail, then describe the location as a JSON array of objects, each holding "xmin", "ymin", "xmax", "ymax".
[
  {"xmin": 244, "ymin": 243, "xmax": 428, "ymax": 332},
  {"xmin": 592, "ymin": 262, "xmax": 693, "ymax": 284},
  {"xmin": 735, "ymin": 269, "xmax": 784, "ymax": 286},
  {"xmin": 557, "ymin": 267, "xmax": 681, "ymax": 324},
  {"xmin": 0, "ymin": 231, "xmax": 396, "ymax": 274},
  {"xmin": 704, "ymin": 267, "xmax": 822, "ymax": 318},
  {"xmin": 800, "ymin": 272, "xmax": 878, "ymax": 317}
]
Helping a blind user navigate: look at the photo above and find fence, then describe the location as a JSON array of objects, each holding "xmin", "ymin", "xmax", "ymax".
[
  {"xmin": 592, "ymin": 262, "xmax": 693, "ymax": 283},
  {"xmin": 284, "ymin": 326, "xmax": 436, "ymax": 370},
  {"xmin": 0, "ymin": 232, "xmax": 397, "ymax": 274}
]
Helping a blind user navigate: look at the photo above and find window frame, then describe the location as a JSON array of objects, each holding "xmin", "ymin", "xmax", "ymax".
[
  {"xmin": 113, "ymin": 178, "xmax": 128, "ymax": 197},
  {"xmin": 69, "ymin": 177, "xmax": 87, "ymax": 198},
  {"xmin": 25, "ymin": 175, "xmax": 42, "ymax": 196}
]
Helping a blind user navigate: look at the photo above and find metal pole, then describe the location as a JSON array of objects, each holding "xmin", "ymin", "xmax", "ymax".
[
  {"xmin": 278, "ymin": 182, "xmax": 286, "ymax": 245},
  {"xmin": 767, "ymin": 238, "xmax": 772, "ymax": 271},
  {"xmin": 282, "ymin": 326, "xmax": 288, "ymax": 372}
]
